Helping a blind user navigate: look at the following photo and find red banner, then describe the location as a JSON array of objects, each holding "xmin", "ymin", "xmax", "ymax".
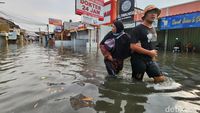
[
  {"xmin": 75, "ymin": 0, "xmax": 104, "ymax": 20},
  {"xmin": 49, "ymin": 18, "xmax": 62, "ymax": 26}
]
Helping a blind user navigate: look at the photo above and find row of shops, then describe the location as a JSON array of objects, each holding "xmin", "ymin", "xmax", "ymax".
[
  {"xmin": 52, "ymin": 19, "xmax": 112, "ymax": 49},
  {"xmin": 0, "ymin": 28, "xmax": 26, "ymax": 47},
  {"xmin": 0, "ymin": 28, "xmax": 40, "ymax": 48},
  {"xmin": 49, "ymin": 0, "xmax": 114, "ymax": 49},
  {"xmin": 0, "ymin": 17, "xmax": 40, "ymax": 47},
  {"xmin": 157, "ymin": 11, "xmax": 200, "ymax": 52}
]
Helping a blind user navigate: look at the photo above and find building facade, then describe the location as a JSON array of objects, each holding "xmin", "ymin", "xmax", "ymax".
[{"xmin": 134, "ymin": 1, "xmax": 200, "ymax": 52}]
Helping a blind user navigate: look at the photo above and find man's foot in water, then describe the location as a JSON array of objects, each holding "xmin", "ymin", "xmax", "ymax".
[{"xmin": 153, "ymin": 75, "xmax": 165, "ymax": 83}]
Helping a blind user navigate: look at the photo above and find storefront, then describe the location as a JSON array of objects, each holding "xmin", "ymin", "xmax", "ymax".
[{"xmin": 158, "ymin": 11, "xmax": 200, "ymax": 52}]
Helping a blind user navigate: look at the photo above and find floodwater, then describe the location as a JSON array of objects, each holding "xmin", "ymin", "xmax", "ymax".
[{"xmin": 0, "ymin": 43, "xmax": 199, "ymax": 113}]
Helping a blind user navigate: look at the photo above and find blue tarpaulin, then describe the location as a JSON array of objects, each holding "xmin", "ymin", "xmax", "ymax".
[{"xmin": 159, "ymin": 12, "xmax": 200, "ymax": 30}]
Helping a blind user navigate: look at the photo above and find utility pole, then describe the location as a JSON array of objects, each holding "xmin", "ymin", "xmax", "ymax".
[
  {"xmin": 164, "ymin": 7, "xmax": 169, "ymax": 52},
  {"xmin": 45, "ymin": 24, "xmax": 50, "ymax": 47},
  {"xmin": 47, "ymin": 24, "xmax": 49, "ymax": 38},
  {"xmin": 39, "ymin": 28, "xmax": 42, "ymax": 43}
]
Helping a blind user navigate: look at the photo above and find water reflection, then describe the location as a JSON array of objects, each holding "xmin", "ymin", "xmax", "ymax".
[{"xmin": 95, "ymin": 79, "xmax": 147, "ymax": 113}]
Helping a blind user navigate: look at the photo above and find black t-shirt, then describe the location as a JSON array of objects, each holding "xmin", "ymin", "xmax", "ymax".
[
  {"xmin": 100, "ymin": 31, "xmax": 131, "ymax": 60},
  {"xmin": 130, "ymin": 24, "xmax": 158, "ymax": 61}
]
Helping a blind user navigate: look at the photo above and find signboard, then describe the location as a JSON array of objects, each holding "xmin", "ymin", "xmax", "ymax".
[
  {"xmin": 124, "ymin": 23, "xmax": 135, "ymax": 29},
  {"xmin": 8, "ymin": 32, "xmax": 17, "ymax": 40},
  {"xmin": 118, "ymin": 0, "xmax": 135, "ymax": 22},
  {"xmin": 75, "ymin": 0, "xmax": 104, "ymax": 21},
  {"xmin": 153, "ymin": 19, "xmax": 158, "ymax": 28},
  {"xmin": 63, "ymin": 22, "xmax": 84, "ymax": 31},
  {"xmin": 100, "ymin": 1, "xmax": 111, "ymax": 25},
  {"xmin": 49, "ymin": 18, "xmax": 62, "ymax": 26},
  {"xmin": 81, "ymin": 15, "xmax": 98, "ymax": 25},
  {"xmin": 159, "ymin": 12, "xmax": 200, "ymax": 30},
  {"xmin": 63, "ymin": 22, "xmax": 71, "ymax": 30},
  {"xmin": 54, "ymin": 26, "xmax": 62, "ymax": 32}
]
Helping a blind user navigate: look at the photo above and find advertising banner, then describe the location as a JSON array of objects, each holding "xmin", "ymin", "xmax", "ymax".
[
  {"xmin": 159, "ymin": 12, "xmax": 200, "ymax": 30},
  {"xmin": 49, "ymin": 18, "xmax": 62, "ymax": 26},
  {"xmin": 54, "ymin": 26, "xmax": 62, "ymax": 33},
  {"xmin": 75, "ymin": 0, "xmax": 104, "ymax": 21},
  {"xmin": 81, "ymin": 15, "xmax": 99, "ymax": 25}
]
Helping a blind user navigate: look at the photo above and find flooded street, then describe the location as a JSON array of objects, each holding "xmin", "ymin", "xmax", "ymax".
[{"xmin": 0, "ymin": 43, "xmax": 199, "ymax": 113}]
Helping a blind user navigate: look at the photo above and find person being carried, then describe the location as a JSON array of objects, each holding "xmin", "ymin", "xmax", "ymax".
[
  {"xmin": 100, "ymin": 20, "xmax": 130, "ymax": 78},
  {"xmin": 130, "ymin": 5, "xmax": 165, "ymax": 83}
]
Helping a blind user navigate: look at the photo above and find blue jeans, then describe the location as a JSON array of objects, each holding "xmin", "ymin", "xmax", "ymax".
[
  {"xmin": 104, "ymin": 59, "xmax": 123, "ymax": 77},
  {"xmin": 131, "ymin": 57, "xmax": 162, "ymax": 80}
]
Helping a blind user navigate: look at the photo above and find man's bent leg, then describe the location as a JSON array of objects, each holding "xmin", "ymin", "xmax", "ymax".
[
  {"xmin": 131, "ymin": 58, "xmax": 146, "ymax": 81},
  {"xmin": 146, "ymin": 61, "xmax": 165, "ymax": 83}
]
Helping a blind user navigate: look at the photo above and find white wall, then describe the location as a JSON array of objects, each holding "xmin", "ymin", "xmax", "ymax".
[
  {"xmin": 71, "ymin": 30, "xmax": 89, "ymax": 40},
  {"xmin": 55, "ymin": 40, "xmax": 72, "ymax": 47},
  {"xmin": 99, "ymin": 25, "xmax": 112, "ymax": 42}
]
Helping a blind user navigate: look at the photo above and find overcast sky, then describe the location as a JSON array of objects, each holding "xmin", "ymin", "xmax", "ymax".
[{"xmin": 0, "ymin": 0, "xmax": 197, "ymax": 31}]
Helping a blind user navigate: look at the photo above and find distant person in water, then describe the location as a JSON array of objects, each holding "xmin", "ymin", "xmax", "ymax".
[
  {"xmin": 129, "ymin": 5, "xmax": 165, "ymax": 83},
  {"xmin": 186, "ymin": 42, "xmax": 195, "ymax": 53},
  {"xmin": 100, "ymin": 20, "xmax": 131, "ymax": 78},
  {"xmin": 173, "ymin": 38, "xmax": 181, "ymax": 53}
]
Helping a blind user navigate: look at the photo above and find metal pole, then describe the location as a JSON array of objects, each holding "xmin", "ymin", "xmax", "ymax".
[
  {"xmin": 164, "ymin": 7, "xmax": 169, "ymax": 52},
  {"xmin": 90, "ymin": 30, "xmax": 92, "ymax": 48},
  {"xmin": 164, "ymin": 30, "xmax": 168, "ymax": 51},
  {"xmin": 117, "ymin": 0, "xmax": 119, "ymax": 19},
  {"xmin": 47, "ymin": 24, "xmax": 49, "ymax": 39},
  {"xmin": 46, "ymin": 24, "xmax": 50, "ymax": 47},
  {"xmin": 39, "ymin": 28, "xmax": 41, "ymax": 44},
  {"xmin": 74, "ymin": 29, "xmax": 77, "ymax": 50}
]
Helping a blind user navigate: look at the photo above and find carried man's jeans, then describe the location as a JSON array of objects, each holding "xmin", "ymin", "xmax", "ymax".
[{"xmin": 104, "ymin": 59, "xmax": 123, "ymax": 77}]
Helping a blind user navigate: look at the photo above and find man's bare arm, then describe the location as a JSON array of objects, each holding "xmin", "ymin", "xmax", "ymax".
[{"xmin": 130, "ymin": 43, "xmax": 157, "ymax": 58}]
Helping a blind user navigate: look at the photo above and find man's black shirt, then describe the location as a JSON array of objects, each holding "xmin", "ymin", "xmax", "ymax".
[{"xmin": 130, "ymin": 24, "xmax": 158, "ymax": 61}]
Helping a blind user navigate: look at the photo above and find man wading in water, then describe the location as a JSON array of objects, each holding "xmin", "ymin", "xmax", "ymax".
[{"xmin": 130, "ymin": 5, "xmax": 165, "ymax": 83}]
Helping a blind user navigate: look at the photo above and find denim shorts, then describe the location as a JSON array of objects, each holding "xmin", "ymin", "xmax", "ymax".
[{"xmin": 131, "ymin": 57, "xmax": 162, "ymax": 80}]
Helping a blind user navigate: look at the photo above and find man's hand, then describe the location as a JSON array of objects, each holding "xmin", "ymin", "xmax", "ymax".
[
  {"xmin": 106, "ymin": 55, "xmax": 113, "ymax": 61},
  {"xmin": 136, "ymin": 42, "xmax": 141, "ymax": 47},
  {"xmin": 149, "ymin": 50, "xmax": 158, "ymax": 58},
  {"xmin": 130, "ymin": 44, "xmax": 158, "ymax": 58}
]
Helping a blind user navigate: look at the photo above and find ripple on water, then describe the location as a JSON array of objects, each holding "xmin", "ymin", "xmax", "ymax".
[
  {"xmin": 146, "ymin": 77, "xmax": 182, "ymax": 91},
  {"xmin": 141, "ymin": 90, "xmax": 200, "ymax": 113}
]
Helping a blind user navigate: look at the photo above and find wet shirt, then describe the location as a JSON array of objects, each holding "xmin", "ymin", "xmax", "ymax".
[
  {"xmin": 130, "ymin": 24, "xmax": 158, "ymax": 61},
  {"xmin": 100, "ymin": 31, "xmax": 131, "ymax": 60}
]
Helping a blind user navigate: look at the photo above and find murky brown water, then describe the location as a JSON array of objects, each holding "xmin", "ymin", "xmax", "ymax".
[{"xmin": 0, "ymin": 43, "xmax": 199, "ymax": 113}]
